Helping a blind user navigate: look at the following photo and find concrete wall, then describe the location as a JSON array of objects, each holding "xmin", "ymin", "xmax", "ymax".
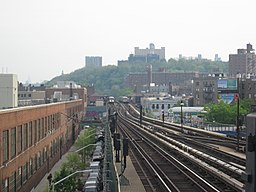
[{"xmin": 0, "ymin": 74, "xmax": 18, "ymax": 109}]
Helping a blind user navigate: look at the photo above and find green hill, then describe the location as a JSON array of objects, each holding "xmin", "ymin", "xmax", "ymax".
[{"xmin": 47, "ymin": 59, "xmax": 228, "ymax": 96}]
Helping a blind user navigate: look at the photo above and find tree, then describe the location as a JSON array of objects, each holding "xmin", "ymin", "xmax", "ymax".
[
  {"xmin": 62, "ymin": 153, "xmax": 85, "ymax": 172},
  {"xmin": 75, "ymin": 128, "xmax": 96, "ymax": 163},
  {"xmin": 52, "ymin": 167, "xmax": 77, "ymax": 192},
  {"xmin": 204, "ymin": 99, "xmax": 255, "ymax": 124}
]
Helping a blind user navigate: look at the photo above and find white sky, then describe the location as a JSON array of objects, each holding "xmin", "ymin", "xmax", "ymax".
[{"xmin": 0, "ymin": 0, "xmax": 255, "ymax": 83}]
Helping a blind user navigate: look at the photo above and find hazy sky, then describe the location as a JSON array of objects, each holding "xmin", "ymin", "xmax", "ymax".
[{"xmin": 0, "ymin": 0, "xmax": 255, "ymax": 83}]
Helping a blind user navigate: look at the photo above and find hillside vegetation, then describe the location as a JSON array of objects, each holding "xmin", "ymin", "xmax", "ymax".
[{"xmin": 47, "ymin": 59, "xmax": 228, "ymax": 96}]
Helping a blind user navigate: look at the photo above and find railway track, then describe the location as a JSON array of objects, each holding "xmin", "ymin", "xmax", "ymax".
[
  {"xmin": 124, "ymin": 103, "xmax": 246, "ymax": 168},
  {"xmin": 118, "ymin": 118, "xmax": 220, "ymax": 192},
  {"xmin": 111, "ymin": 103, "xmax": 245, "ymax": 191}
]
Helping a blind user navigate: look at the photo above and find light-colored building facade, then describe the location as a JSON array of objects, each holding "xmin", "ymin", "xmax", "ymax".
[
  {"xmin": 18, "ymin": 91, "xmax": 46, "ymax": 106},
  {"xmin": 134, "ymin": 43, "xmax": 165, "ymax": 60},
  {"xmin": 0, "ymin": 74, "xmax": 18, "ymax": 109},
  {"xmin": 141, "ymin": 97, "xmax": 180, "ymax": 118},
  {"xmin": 85, "ymin": 56, "xmax": 102, "ymax": 68}
]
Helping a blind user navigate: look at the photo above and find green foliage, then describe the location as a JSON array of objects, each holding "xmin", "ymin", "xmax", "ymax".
[
  {"xmin": 47, "ymin": 58, "xmax": 228, "ymax": 96},
  {"xmin": 75, "ymin": 128, "xmax": 96, "ymax": 163},
  {"xmin": 75, "ymin": 128, "xmax": 95, "ymax": 148},
  {"xmin": 62, "ymin": 153, "xmax": 85, "ymax": 172},
  {"xmin": 53, "ymin": 167, "xmax": 77, "ymax": 192},
  {"xmin": 204, "ymin": 99, "xmax": 255, "ymax": 124},
  {"xmin": 52, "ymin": 128, "xmax": 96, "ymax": 191}
]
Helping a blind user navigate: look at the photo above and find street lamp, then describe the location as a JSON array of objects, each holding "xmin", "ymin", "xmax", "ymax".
[
  {"xmin": 236, "ymin": 73, "xmax": 241, "ymax": 151},
  {"xmin": 162, "ymin": 110, "xmax": 164, "ymax": 126},
  {"xmin": 180, "ymin": 100, "xmax": 184, "ymax": 127},
  {"xmin": 51, "ymin": 169, "xmax": 92, "ymax": 191}
]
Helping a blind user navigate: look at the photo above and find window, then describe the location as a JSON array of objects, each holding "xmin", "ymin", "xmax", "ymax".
[
  {"xmin": 23, "ymin": 124, "xmax": 28, "ymax": 150},
  {"xmin": 152, "ymin": 104, "xmax": 155, "ymax": 109},
  {"xmin": 50, "ymin": 142, "xmax": 53, "ymax": 158},
  {"xmin": 156, "ymin": 104, "xmax": 159, "ymax": 109},
  {"xmin": 2, "ymin": 130, "xmax": 9, "ymax": 163},
  {"xmin": 9, "ymin": 172, "xmax": 16, "ymax": 192},
  {"xmin": 16, "ymin": 167, "xmax": 22, "ymax": 190},
  {"xmin": 41, "ymin": 118, "xmax": 44, "ymax": 138},
  {"xmin": 22, "ymin": 163, "xmax": 28, "ymax": 183},
  {"xmin": 34, "ymin": 120, "xmax": 37, "ymax": 144},
  {"xmin": 17, "ymin": 125, "xmax": 22, "ymax": 154},
  {"xmin": 38, "ymin": 151, "xmax": 42, "ymax": 168},
  {"xmin": 38, "ymin": 119, "xmax": 41, "ymax": 141},
  {"xmin": 2, "ymin": 178, "xmax": 8, "ymax": 192},
  {"xmin": 28, "ymin": 94, "xmax": 31, "ymax": 97},
  {"xmin": 34, "ymin": 156, "xmax": 37, "ymax": 171},
  {"xmin": 45, "ymin": 117, "xmax": 47, "ymax": 136},
  {"xmin": 48, "ymin": 116, "xmax": 50, "ymax": 133},
  {"xmin": 29, "ymin": 122, "xmax": 32, "ymax": 147},
  {"xmin": 168, "ymin": 104, "xmax": 171, "ymax": 109},
  {"xmin": 11, "ymin": 128, "xmax": 16, "ymax": 158},
  {"xmin": 43, "ymin": 147, "xmax": 47, "ymax": 162},
  {"xmin": 161, "ymin": 104, "xmax": 164, "ymax": 110},
  {"xmin": 29, "ymin": 159, "xmax": 33, "ymax": 177}
]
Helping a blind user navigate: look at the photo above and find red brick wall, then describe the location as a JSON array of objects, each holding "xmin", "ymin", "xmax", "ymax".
[{"xmin": 0, "ymin": 100, "xmax": 83, "ymax": 192}]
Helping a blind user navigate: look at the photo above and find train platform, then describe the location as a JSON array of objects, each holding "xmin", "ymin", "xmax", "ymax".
[
  {"xmin": 114, "ymin": 155, "xmax": 146, "ymax": 192},
  {"xmin": 211, "ymin": 144, "xmax": 246, "ymax": 159}
]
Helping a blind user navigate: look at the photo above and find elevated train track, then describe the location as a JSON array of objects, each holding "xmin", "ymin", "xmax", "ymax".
[{"xmin": 110, "ymin": 102, "xmax": 246, "ymax": 192}]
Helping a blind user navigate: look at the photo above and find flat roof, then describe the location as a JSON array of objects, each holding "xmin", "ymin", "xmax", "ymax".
[{"xmin": 169, "ymin": 107, "xmax": 205, "ymax": 113}]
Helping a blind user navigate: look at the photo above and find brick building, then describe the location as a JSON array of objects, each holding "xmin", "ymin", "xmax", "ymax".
[
  {"xmin": 192, "ymin": 76, "xmax": 219, "ymax": 106},
  {"xmin": 229, "ymin": 43, "xmax": 256, "ymax": 76},
  {"xmin": 0, "ymin": 100, "xmax": 84, "ymax": 192},
  {"xmin": 124, "ymin": 71, "xmax": 197, "ymax": 96}
]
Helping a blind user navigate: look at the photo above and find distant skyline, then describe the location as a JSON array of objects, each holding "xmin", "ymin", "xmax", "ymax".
[{"xmin": 0, "ymin": 0, "xmax": 255, "ymax": 83}]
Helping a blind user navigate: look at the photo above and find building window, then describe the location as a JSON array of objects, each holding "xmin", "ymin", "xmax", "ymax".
[
  {"xmin": 38, "ymin": 119, "xmax": 41, "ymax": 141},
  {"xmin": 29, "ymin": 159, "xmax": 33, "ymax": 177},
  {"xmin": 22, "ymin": 163, "xmax": 28, "ymax": 184},
  {"xmin": 161, "ymin": 104, "xmax": 164, "ymax": 110},
  {"xmin": 156, "ymin": 104, "xmax": 159, "ymax": 109},
  {"xmin": 45, "ymin": 117, "xmax": 47, "ymax": 136},
  {"xmin": 16, "ymin": 167, "xmax": 22, "ymax": 190},
  {"xmin": 34, "ymin": 120, "xmax": 37, "ymax": 144},
  {"xmin": 2, "ymin": 130, "xmax": 9, "ymax": 163},
  {"xmin": 38, "ymin": 151, "xmax": 42, "ymax": 168},
  {"xmin": 48, "ymin": 116, "xmax": 51, "ymax": 133},
  {"xmin": 168, "ymin": 104, "xmax": 171, "ymax": 109},
  {"xmin": 23, "ymin": 124, "xmax": 28, "ymax": 150},
  {"xmin": 34, "ymin": 155, "xmax": 37, "ymax": 171},
  {"xmin": 11, "ymin": 128, "xmax": 16, "ymax": 159},
  {"xmin": 28, "ymin": 94, "xmax": 31, "ymax": 97},
  {"xmin": 2, "ymin": 178, "xmax": 8, "ymax": 192},
  {"xmin": 50, "ymin": 142, "xmax": 53, "ymax": 158},
  {"xmin": 29, "ymin": 122, "xmax": 32, "ymax": 147},
  {"xmin": 17, "ymin": 125, "xmax": 22, "ymax": 154},
  {"xmin": 152, "ymin": 104, "xmax": 155, "ymax": 109},
  {"xmin": 9, "ymin": 171, "xmax": 16, "ymax": 192},
  {"xmin": 41, "ymin": 118, "xmax": 45, "ymax": 138}
]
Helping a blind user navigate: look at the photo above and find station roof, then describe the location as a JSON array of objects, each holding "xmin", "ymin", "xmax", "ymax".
[{"xmin": 169, "ymin": 107, "xmax": 205, "ymax": 113}]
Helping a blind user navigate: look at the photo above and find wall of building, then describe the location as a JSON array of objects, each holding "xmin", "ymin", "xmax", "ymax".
[
  {"xmin": 46, "ymin": 87, "xmax": 87, "ymax": 110},
  {"xmin": 193, "ymin": 76, "xmax": 218, "ymax": 106},
  {"xmin": 134, "ymin": 43, "xmax": 165, "ymax": 60},
  {"xmin": 85, "ymin": 56, "xmax": 102, "ymax": 67},
  {"xmin": 229, "ymin": 44, "xmax": 256, "ymax": 76},
  {"xmin": 0, "ymin": 100, "xmax": 83, "ymax": 192},
  {"xmin": 0, "ymin": 74, "xmax": 18, "ymax": 109}
]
